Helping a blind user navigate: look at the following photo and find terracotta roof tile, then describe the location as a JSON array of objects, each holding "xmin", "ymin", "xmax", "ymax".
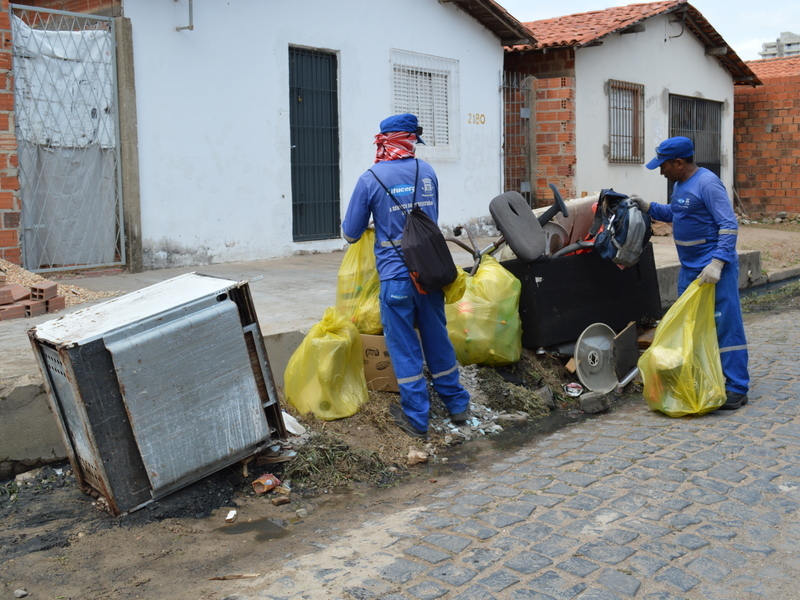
[
  {"xmin": 746, "ymin": 56, "xmax": 800, "ymax": 79},
  {"xmin": 511, "ymin": 0, "xmax": 759, "ymax": 85},
  {"xmin": 522, "ymin": 0, "xmax": 681, "ymax": 48}
]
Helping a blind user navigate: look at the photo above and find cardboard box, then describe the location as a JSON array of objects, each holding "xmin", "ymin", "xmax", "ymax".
[{"xmin": 360, "ymin": 334, "xmax": 399, "ymax": 393}]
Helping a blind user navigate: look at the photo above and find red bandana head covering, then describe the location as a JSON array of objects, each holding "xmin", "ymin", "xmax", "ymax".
[{"xmin": 374, "ymin": 131, "xmax": 417, "ymax": 163}]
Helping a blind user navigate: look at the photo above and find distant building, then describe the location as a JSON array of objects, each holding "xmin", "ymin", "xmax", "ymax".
[{"xmin": 759, "ymin": 31, "xmax": 800, "ymax": 58}]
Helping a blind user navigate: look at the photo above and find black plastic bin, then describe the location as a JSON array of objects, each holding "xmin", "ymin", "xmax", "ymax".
[{"xmin": 501, "ymin": 243, "xmax": 663, "ymax": 349}]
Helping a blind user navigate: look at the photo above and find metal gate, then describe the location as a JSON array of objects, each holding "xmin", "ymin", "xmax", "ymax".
[
  {"xmin": 289, "ymin": 47, "xmax": 340, "ymax": 242},
  {"xmin": 10, "ymin": 5, "xmax": 124, "ymax": 273},
  {"xmin": 502, "ymin": 71, "xmax": 534, "ymax": 206},
  {"xmin": 669, "ymin": 95, "xmax": 722, "ymax": 176}
]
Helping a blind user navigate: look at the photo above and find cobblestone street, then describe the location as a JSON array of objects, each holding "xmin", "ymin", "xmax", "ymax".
[{"xmin": 245, "ymin": 308, "xmax": 800, "ymax": 600}]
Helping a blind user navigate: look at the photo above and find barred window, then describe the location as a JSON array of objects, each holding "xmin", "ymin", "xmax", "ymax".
[
  {"xmin": 391, "ymin": 49, "xmax": 459, "ymax": 159},
  {"xmin": 608, "ymin": 79, "xmax": 644, "ymax": 163}
]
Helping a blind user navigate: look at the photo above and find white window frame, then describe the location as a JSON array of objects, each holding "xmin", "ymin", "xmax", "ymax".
[
  {"xmin": 391, "ymin": 49, "xmax": 460, "ymax": 160},
  {"xmin": 608, "ymin": 79, "xmax": 644, "ymax": 164}
]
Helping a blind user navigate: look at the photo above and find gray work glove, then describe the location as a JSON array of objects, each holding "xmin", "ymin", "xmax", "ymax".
[
  {"xmin": 628, "ymin": 195, "xmax": 650, "ymax": 214},
  {"xmin": 698, "ymin": 258, "xmax": 724, "ymax": 285}
]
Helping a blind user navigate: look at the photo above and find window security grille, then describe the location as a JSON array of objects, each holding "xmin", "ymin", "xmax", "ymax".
[
  {"xmin": 668, "ymin": 94, "xmax": 722, "ymax": 200},
  {"xmin": 669, "ymin": 95, "xmax": 722, "ymax": 174},
  {"xmin": 391, "ymin": 49, "xmax": 459, "ymax": 160},
  {"xmin": 609, "ymin": 79, "xmax": 644, "ymax": 164}
]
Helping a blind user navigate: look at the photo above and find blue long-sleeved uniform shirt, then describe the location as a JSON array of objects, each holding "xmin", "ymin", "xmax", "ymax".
[
  {"xmin": 648, "ymin": 167, "xmax": 748, "ymax": 396},
  {"xmin": 648, "ymin": 167, "xmax": 739, "ymax": 269},
  {"xmin": 341, "ymin": 157, "xmax": 438, "ymax": 280},
  {"xmin": 340, "ymin": 157, "xmax": 469, "ymax": 432}
]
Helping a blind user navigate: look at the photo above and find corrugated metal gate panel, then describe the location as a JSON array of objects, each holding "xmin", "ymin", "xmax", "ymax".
[
  {"xmin": 10, "ymin": 5, "xmax": 124, "ymax": 272},
  {"xmin": 289, "ymin": 47, "xmax": 340, "ymax": 242}
]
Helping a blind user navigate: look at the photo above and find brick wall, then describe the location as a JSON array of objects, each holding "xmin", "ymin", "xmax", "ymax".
[
  {"xmin": 533, "ymin": 77, "xmax": 576, "ymax": 204},
  {"xmin": 734, "ymin": 75, "xmax": 800, "ymax": 217},
  {"xmin": 11, "ymin": 0, "xmax": 121, "ymax": 15},
  {"xmin": 0, "ymin": 0, "xmax": 20, "ymax": 264},
  {"xmin": 504, "ymin": 49, "xmax": 577, "ymax": 206}
]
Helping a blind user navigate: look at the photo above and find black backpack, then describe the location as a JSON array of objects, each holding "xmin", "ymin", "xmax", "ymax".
[
  {"xmin": 369, "ymin": 160, "xmax": 457, "ymax": 293},
  {"xmin": 589, "ymin": 189, "xmax": 652, "ymax": 267}
]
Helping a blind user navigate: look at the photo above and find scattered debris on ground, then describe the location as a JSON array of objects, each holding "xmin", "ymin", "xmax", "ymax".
[
  {"xmin": 273, "ymin": 348, "xmax": 584, "ymax": 495},
  {"xmin": 0, "ymin": 348, "xmax": 591, "ymax": 525}
]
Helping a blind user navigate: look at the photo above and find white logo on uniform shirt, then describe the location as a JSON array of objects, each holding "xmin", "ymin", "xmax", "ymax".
[
  {"xmin": 675, "ymin": 197, "xmax": 690, "ymax": 207},
  {"xmin": 421, "ymin": 177, "xmax": 434, "ymax": 196},
  {"xmin": 388, "ymin": 185, "xmax": 415, "ymax": 196}
]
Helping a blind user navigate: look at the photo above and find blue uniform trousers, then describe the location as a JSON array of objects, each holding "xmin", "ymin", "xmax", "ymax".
[
  {"xmin": 678, "ymin": 259, "xmax": 749, "ymax": 396},
  {"xmin": 380, "ymin": 277, "xmax": 470, "ymax": 432}
]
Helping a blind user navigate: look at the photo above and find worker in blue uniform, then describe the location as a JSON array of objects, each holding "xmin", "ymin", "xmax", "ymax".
[
  {"xmin": 341, "ymin": 113, "xmax": 471, "ymax": 438},
  {"xmin": 632, "ymin": 136, "xmax": 749, "ymax": 410}
]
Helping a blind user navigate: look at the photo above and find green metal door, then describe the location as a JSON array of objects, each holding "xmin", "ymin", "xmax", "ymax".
[{"xmin": 289, "ymin": 47, "xmax": 340, "ymax": 242}]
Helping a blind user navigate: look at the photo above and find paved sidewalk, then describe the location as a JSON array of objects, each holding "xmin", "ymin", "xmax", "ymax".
[{"xmin": 238, "ymin": 309, "xmax": 800, "ymax": 599}]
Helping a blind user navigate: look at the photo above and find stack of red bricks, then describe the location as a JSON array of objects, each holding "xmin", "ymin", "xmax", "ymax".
[{"xmin": 0, "ymin": 275, "xmax": 66, "ymax": 321}]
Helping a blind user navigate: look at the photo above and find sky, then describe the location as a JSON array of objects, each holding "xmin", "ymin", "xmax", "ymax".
[{"xmin": 496, "ymin": 0, "xmax": 800, "ymax": 61}]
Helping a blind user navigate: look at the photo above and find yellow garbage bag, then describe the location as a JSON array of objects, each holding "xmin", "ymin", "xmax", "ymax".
[
  {"xmin": 284, "ymin": 307, "xmax": 369, "ymax": 420},
  {"xmin": 638, "ymin": 280, "xmax": 726, "ymax": 417},
  {"xmin": 336, "ymin": 229, "xmax": 382, "ymax": 335},
  {"xmin": 446, "ymin": 255, "xmax": 522, "ymax": 366},
  {"xmin": 443, "ymin": 267, "xmax": 469, "ymax": 304}
]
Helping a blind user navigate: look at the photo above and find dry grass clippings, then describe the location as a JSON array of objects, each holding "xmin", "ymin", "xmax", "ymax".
[{"xmin": 278, "ymin": 349, "xmax": 580, "ymax": 493}]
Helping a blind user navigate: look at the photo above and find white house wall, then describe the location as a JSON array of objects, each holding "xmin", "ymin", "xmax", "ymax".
[
  {"xmin": 123, "ymin": 0, "xmax": 505, "ymax": 269},
  {"xmin": 572, "ymin": 13, "xmax": 735, "ymax": 204}
]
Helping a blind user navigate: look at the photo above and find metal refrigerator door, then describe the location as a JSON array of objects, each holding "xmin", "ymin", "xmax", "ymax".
[{"xmin": 105, "ymin": 300, "xmax": 269, "ymax": 496}]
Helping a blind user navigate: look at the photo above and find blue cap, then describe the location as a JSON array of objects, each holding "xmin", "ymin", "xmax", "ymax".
[
  {"xmin": 646, "ymin": 136, "xmax": 694, "ymax": 169},
  {"xmin": 379, "ymin": 113, "xmax": 425, "ymax": 144}
]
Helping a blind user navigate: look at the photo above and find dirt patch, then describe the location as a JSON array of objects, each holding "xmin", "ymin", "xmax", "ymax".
[
  {"xmin": 742, "ymin": 280, "xmax": 800, "ymax": 314},
  {"xmin": 735, "ymin": 222, "xmax": 800, "ymax": 275},
  {"xmin": 0, "ymin": 349, "xmax": 591, "ymax": 599}
]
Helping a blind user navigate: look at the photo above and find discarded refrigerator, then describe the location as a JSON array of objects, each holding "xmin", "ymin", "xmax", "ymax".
[{"xmin": 28, "ymin": 273, "xmax": 286, "ymax": 515}]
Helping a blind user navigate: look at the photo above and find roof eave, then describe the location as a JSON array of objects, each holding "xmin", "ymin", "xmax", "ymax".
[
  {"xmin": 439, "ymin": 0, "xmax": 535, "ymax": 47},
  {"xmin": 671, "ymin": 4, "xmax": 762, "ymax": 86}
]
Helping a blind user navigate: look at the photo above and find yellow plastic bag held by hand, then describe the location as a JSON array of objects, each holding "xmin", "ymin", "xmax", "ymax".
[
  {"xmin": 638, "ymin": 280, "xmax": 726, "ymax": 417},
  {"xmin": 446, "ymin": 255, "xmax": 522, "ymax": 366},
  {"xmin": 336, "ymin": 229, "xmax": 382, "ymax": 335},
  {"xmin": 284, "ymin": 307, "xmax": 369, "ymax": 420}
]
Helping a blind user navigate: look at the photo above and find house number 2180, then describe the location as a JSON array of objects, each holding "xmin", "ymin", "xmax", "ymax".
[{"xmin": 467, "ymin": 113, "xmax": 486, "ymax": 124}]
